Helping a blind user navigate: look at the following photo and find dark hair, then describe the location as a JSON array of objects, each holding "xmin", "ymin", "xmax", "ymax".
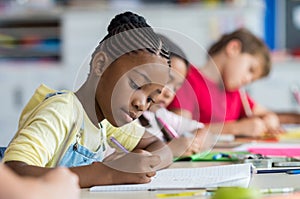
[
  {"xmin": 90, "ymin": 11, "xmax": 170, "ymax": 68},
  {"xmin": 208, "ymin": 28, "xmax": 271, "ymax": 77},
  {"xmin": 157, "ymin": 34, "xmax": 189, "ymax": 68}
]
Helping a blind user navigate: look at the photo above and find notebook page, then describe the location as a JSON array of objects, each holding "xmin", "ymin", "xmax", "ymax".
[{"xmin": 89, "ymin": 163, "xmax": 252, "ymax": 192}]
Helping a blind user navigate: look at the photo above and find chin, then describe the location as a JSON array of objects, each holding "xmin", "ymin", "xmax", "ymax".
[
  {"xmin": 106, "ymin": 116, "xmax": 124, "ymax": 127},
  {"xmin": 224, "ymin": 84, "xmax": 238, "ymax": 91},
  {"xmin": 112, "ymin": 119, "xmax": 127, "ymax": 127}
]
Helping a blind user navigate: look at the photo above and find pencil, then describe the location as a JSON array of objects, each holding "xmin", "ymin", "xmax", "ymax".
[
  {"xmin": 260, "ymin": 187, "xmax": 295, "ymax": 194},
  {"xmin": 239, "ymin": 88, "xmax": 253, "ymax": 117},
  {"xmin": 110, "ymin": 136, "xmax": 129, "ymax": 153},
  {"xmin": 155, "ymin": 190, "xmax": 207, "ymax": 198},
  {"xmin": 286, "ymin": 170, "xmax": 300, "ymax": 175},
  {"xmin": 156, "ymin": 117, "xmax": 179, "ymax": 138},
  {"xmin": 255, "ymin": 168, "xmax": 300, "ymax": 174}
]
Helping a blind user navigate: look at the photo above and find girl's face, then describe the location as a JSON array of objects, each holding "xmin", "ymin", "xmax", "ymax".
[
  {"xmin": 96, "ymin": 51, "xmax": 169, "ymax": 127},
  {"xmin": 155, "ymin": 56, "xmax": 187, "ymax": 107},
  {"xmin": 222, "ymin": 53, "xmax": 264, "ymax": 91}
]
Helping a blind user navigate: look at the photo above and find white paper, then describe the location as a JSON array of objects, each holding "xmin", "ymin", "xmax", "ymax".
[{"xmin": 89, "ymin": 163, "xmax": 253, "ymax": 192}]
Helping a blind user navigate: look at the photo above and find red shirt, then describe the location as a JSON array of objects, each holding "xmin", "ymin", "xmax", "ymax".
[{"xmin": 167, "ymin": 65, "xmax": 255, "ymax": 123}]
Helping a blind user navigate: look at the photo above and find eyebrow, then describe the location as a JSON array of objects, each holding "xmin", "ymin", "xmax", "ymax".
[{"xmin": 132, "ymin": 69, "xmax": 151, "ymax": 84}]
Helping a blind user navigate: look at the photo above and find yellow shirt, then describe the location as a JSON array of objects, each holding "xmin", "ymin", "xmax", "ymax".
[{"xmin": 3, "ymin": 84, "xmax": 144, "ymax": 167}]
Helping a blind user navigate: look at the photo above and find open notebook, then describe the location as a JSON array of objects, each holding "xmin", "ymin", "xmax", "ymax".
[{"xmin": 90, "ymin": 163, "xmax": 253, "ymax": 192}]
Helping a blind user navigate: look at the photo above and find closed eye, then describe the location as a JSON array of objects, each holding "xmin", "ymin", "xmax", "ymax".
[
  {"xmin": 129, "ymin": 79, "xmax": 141, "ymax": 90},
  {"xmin": 147, "ymin": 97, "xmax": 155, "ymax": 103}
]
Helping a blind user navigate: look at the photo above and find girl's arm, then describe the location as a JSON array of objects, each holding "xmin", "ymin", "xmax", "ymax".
[
  {"xmin": 208, "ymin": 119, "xmax": 268, "ymax": 137},
  {"xmin": 169, "ymin": 108, "xmax": 193, "ymax": 120},
  {"xmin": 133, "ymin": 131, "xmax": 173, "ymax": 170},
  {"xmin": 155, "ymin": 108, "xmax": 204, "ymax": 135},
  {"xmin": 5, "ymin": 153, "xmax": 158, "ymax": 188},
  {"xmin": 252, "ymin": 103, "xmax": 281, "ymax": 131}
]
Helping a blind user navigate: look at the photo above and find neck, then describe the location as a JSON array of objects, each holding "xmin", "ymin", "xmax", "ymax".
[
  {"xmin": 75, "ymin": 81, "xmax": 102, "ymax": 127},
  {"xmin": 200, "ymin": 54, "xmax": 223, "ymax": 83}
]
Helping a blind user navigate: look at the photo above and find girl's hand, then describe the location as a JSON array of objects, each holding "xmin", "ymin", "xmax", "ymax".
[
  {"xmin": 92, "ymin": 149, "xmax": 161, "ymax": 184},
  {"xmin": 104, "ymin": 149, "xmax": 160, "ymax": 172},
  {"xmin": 168, "ymin": 129, "xmax": 210, "ymax": 157},
  {"xmin": 261, "ymin": 113, "xmax": 281, "ymax": 132},
  {"xmin": 168, "ymin": 137, "xmax": 194, "ymax": 157},
  {"xmin": 236, "ymin": 117, "xmax": 268, "ymax": 137},
  {"xmin": 93, "ymin": 161, "xmax": 156, "ymax": 185}
]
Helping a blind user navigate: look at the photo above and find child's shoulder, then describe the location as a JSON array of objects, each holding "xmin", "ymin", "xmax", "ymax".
[
  {"xmin": 24, "ymin": 84, "xmax": 75, "ymax": 111},
  {"xmin": 19, "ymin": 84, "xmax": 79, "ymax": 127}
]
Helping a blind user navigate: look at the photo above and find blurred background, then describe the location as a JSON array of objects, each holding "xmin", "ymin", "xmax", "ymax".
[{"xmin": 0, "ymin": 0, "xmax": 300, "ymax": 145}]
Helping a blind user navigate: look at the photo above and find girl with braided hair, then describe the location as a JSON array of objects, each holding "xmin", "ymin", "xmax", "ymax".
[{"xmin": 3, "ymin": 11, "xmax": 173, "ymax": 188}]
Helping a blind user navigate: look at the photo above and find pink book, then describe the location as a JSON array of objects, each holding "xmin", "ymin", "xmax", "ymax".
[{"xmin": 248, "ymin": 147, "xmax": 300, "ymax": 158}]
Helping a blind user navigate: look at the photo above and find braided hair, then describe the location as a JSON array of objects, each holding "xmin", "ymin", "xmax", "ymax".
[
  {"xmin": 90, "ymin": 11, "xmax": 170, "ymax": 68},
  {"xmin": 157, "ymin": 33, "xmax": 189, "ymax": 68}
]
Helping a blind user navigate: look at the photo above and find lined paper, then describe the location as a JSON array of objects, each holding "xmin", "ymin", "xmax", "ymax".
[{"xmin": 89, "ymin": 163, "xmax": 253, "ymax": 192}]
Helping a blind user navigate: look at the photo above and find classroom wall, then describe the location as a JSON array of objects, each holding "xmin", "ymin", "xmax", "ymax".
[{"xmin": 0, "ymin": 1, "xmax": 299, "ymax": 146}]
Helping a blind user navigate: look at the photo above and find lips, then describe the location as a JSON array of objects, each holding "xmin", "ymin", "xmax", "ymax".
[
  {"xmin": 158, "ymin": 101, "xmax": 166, "ymax": 107},
  {"xmin": 121, "ymin": 109, "xmax": 138, "ymax": 123},
  {"xmin": 129, "ymin": 111, "xmax": 138, "ymax": 120}
]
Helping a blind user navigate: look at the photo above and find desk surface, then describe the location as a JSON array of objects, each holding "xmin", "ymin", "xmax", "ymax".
[{"xmin": 80, "ymin": 162, "xmax": 300, "ymax": 199}]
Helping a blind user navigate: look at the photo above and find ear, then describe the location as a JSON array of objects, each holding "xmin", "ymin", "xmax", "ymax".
[
  {"xmin": 225, "ymin": 39, "xmax": 242, "ymax": 57},
  {"xmin": 91, "ymin": 51, "xmax": 108, "ymax": 76}
]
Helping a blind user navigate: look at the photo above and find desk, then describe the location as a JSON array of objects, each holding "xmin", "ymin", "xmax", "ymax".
[
  {"xmin": 80, "ymin": 162, "xmax": 300, "ymax": 199},
  {"xmin": 277, "ymin": 112, "xmax": 300, "ymax": 124}
]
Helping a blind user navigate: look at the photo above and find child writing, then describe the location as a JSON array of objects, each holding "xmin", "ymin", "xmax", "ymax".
[
  {"xmin": 139, "ymin": 34, "xmax": 211, "ymax": 157},
  {"xmin": 0, "ymin": 164, "xmax": 79, "ymax": 199},
  {"xmin": 168, "ymin": 28, "xmax": 281, "ymax": 138},
  {"xmin": 3, "ymin": 11, "xmax": 173, "ymax": 188}
]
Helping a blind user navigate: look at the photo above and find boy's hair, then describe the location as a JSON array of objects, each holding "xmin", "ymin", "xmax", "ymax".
[
  {"xmin": 208, "ymin": 28, "xmax": 271, "ymax": 77},
  {"xmin": 157, "ymin": 34, "xmax": 189, "ymax": 69},
  {"xmin": 90, "ymin": 11, "xmax": 170, "ymax": 68}
]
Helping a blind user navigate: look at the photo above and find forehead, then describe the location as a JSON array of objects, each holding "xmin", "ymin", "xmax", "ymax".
[
  {"xmin": 171, "ymin": 57, "xmax": 187, "ymax": 76},
  {"xmin": 116, "ymin": 51, "xmax": 170, "ymax": 86}
]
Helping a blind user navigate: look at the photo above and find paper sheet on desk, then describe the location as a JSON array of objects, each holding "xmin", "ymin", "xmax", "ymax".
[
  {"xmin": 89, "ymin": 163, "xmax": 253, "ymax": 192},
  {"xmin": 280, "ymin": 124, "xmax": 300, "ymax": 141}
]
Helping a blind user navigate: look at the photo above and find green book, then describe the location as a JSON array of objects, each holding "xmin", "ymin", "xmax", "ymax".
[{"xmin": 174, "ymin": 151, "xmax": 250, "ymax": 162}]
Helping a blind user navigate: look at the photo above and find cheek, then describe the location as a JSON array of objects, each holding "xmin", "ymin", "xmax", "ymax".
[
  {"xmin": 111, "ymin": 82, "xmax": 133, "ymax": 106},
  {"xmin": 157, "ymin": 89, "xmax": 175, "ymax": 105},
  {"xmin": 164, "ymin": 97, "xmax": 174, "ymax": 106},
  {"xmin": 222, "ymin": 70, "xmax": 238, "ymax": 90},
  {"xmin": 162, "ymin": 86, "xmax": 172, "ymax": 96},
  {"xmin": 222, "ymin": 69, "xmax": 233, "ymax": 82}
]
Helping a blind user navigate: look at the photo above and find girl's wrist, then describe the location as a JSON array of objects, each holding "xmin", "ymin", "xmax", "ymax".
[{"xmin": 91, "ymin": 161, "xmax": 114, "ymax": 185}]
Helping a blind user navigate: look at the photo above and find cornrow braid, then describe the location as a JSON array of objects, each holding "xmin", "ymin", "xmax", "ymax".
[
  {"xmin": 157, "ymin": 33, "xmax": 189, "ymax": 68},
  {"xmin": 90, "ymin": 11, "xmax": 171, "ymax": 69}
]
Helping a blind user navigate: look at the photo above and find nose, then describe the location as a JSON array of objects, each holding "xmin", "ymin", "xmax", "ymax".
[
  {"xmin": 132, "ymin": 94, "xmax": 150, "ymax": 112},
  {"xmin": 161, "ymin": 89, "xmax": 170, "ymax": 100},
  {"xmin": 163, "ymin": 85, "xmax": 174, "ymax": 98}
]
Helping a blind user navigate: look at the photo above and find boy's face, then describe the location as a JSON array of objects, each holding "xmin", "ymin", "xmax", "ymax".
[
  {"xmin": 222, "ymin": 53, "xmax": 264, "ymax": 91},
  {"xmin": 156, "ymin": 57, "xmax": 187, "ymax": 107},
  {"xmin": 97, "ymin": 51, "xmax": 169, "ymax": 127}
]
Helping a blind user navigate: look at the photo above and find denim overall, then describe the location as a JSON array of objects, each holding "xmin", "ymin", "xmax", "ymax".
[
  {"xmin": 0, "ymin": 147, "xmax": 6, "ymax": 160},
  {"xmin": 45, "ymin": 92, "xmax": 106, "ymax": 167},
  {"xmin": 57, "ymin": 122, "xmax": 106, "ymax": 167}
]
